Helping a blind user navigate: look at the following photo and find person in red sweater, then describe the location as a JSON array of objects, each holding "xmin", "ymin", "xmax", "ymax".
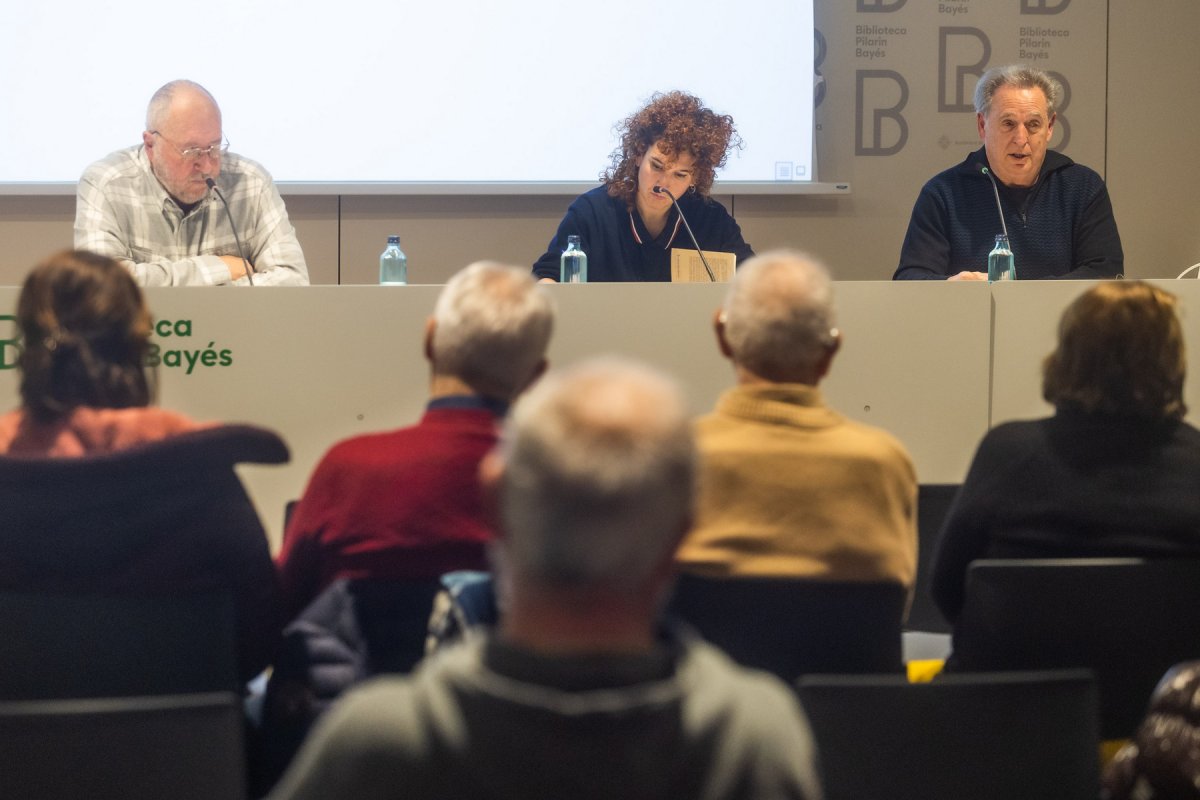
[{"xmin": 276, "ymin": 261, "xmax": 555, "ymax": 619}]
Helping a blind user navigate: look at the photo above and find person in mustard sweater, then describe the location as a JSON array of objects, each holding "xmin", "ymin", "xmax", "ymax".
[{"xmin": 677, "ymin": 250, "xmax": 918, "ymax": 597}]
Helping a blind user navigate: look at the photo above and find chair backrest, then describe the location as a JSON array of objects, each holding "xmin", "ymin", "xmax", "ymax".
[
  {"xmin": 952, "ymin": 558, "xmax": 1200, "ymax": 739},
  {"xmin": 283, "ymin": 498, "xmax": 299, "ymax": 531},
  {"xmin": 668, "ymin": 574, "xmax": 906, "ymax": 681},
  {"xmin": 266, "ymin": 576, "xmax": 443, "ymax": 710},
  {"xmin": 257, "ymin": 577, "xmax": 442, "ymax": 792},
  {"xmin": 909, "ymin": 483, "xmax": 960, "ymax": 634},
  {"xmin": 0, "ymin": 691, "xmax": 246, "ymax": 800},
  {"xmin": 0, "ymin": 590, "xmax": 239, "ymax": 700},
  {"xmin": 0, "ymin": 424, "xmax": 287, "ymax": 682},
  {"xmin": 797, "ymin": 669, "xmax": 1100, "ymax": 800},
  {"xmin": 346, "ymin": 577, "xmax": 445, "ymax": 674}
]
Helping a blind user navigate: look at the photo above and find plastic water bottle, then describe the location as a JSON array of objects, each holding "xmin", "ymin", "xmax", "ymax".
[
  {"xmin": 988, "ymin": 234, "xmax": 1015, "ymax": 283},
  {"xmin": 560, "ymin": 235, "xmax": 587, "ymax": 283},
  {"xmin": 379, "ymin": 235, "xmax": 408, "ymax": 285}
]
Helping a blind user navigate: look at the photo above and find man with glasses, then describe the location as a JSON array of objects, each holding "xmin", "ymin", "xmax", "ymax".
[{"xmin": 75, "ymin": 80, "xmax": 309, "ymax": 286}]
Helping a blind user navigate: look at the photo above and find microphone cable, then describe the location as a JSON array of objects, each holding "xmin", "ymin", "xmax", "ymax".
[
  {"xmin": 206, "ymin": 177, "xmax": 255, "ymax": 286},
  {"xmin": 653, "ymin": 186, "xmax": 716, "ymax": 281}
]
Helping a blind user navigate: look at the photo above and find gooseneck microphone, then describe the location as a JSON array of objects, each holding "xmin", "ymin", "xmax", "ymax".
[
  {"xmin": 653, "ymin": 186, "xmax": 716, "ymax": 281},
  {"xmin": 977, "ymin": 164, "xmax": 1010, "ymax": 240},
  {"xmin": 206, "ymin": 177, "xmax": 255, "ymax": 286}
]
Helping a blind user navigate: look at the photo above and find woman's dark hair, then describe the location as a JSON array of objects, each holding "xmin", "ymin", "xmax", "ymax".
[
  {"xmin": 1043, "ymin": 281, "xmax": 1187, "ymax": 420},
  {"xmin": 17, "ymin": 250, "xmax": 153, "ymax": 422},
  {"xmin": 602, "ymin": 91, "xmax": 741, "ymax": 206}
]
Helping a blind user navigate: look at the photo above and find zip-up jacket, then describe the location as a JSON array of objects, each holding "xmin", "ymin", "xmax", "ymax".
[{"xmin": 894, "ymin": 147, "xmax": 1123, "ymax": 280}]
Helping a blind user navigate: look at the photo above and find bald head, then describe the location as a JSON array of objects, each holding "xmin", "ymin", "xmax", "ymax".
[
  {"xmin": 141, "ymin": 80, "xmax": 224, "ymax": 205},
  {"xmin": 719, "ymin": 250, "xmax": 839, "ymax": 385},
  {"xmin": 145, "ymin": 80, "xmax": 220, "ymax": 133}
]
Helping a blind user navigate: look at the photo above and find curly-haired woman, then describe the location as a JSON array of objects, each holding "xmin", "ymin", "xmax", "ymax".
[{"xmin": 532, "ymin": 91, "xmax": 754, "ymax": 282}]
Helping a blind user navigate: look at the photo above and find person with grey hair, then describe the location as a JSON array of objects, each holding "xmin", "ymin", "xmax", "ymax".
[
  {"xmin": 678, "ymin": 251, "xmax": 917, "ymax": 596},
  {"xmin": 275, "ymin": 261, "xmax": 554, "ymax": 619},
  {"xmin": 496, "ymin": 359, "xmax": 696, "ymax": 593},
  {"xmin": 269, "ymin": 357, "xmax": 823, "ymax": 800},
  {"xmin": 75, "ymin": 79, "xmax": 308, "ymax": 286},
  {"xmin": 894, "ymin": 63, "xmax": 1122, "ymax": 280}
]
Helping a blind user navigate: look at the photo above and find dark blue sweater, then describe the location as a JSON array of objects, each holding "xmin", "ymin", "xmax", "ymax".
[
  {"xmin": 930, "ymin": 411, "xmax": 1200, "ymax": 621},
  {"xmin": 533, "ymin": 185, "xmax": 754, "ymax": 282},
  {"xmin": 894, "ymin": 147, "xmax": 1123, "ymax": 280}
]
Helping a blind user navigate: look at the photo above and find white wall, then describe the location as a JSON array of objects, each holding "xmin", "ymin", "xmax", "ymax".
[{"xmin": 0, "ymin": 0, "xmax": 1195, "ymax": 285}]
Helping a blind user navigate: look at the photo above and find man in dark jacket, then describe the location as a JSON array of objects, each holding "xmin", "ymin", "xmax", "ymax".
[{"xmin": 894, "ymin": 64, "xmax": 1122, "ymax": 281}]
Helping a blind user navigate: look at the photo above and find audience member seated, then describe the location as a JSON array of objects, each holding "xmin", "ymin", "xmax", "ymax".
[
  {"xmin": 275, "ymin": 261, "xmax": 555, "ymax": 620},
  {"xmin": 1104, "ymin": 660, "xmax": 1200, "ymax": 800},
  {"xmin": 0, "ymin": 249, "xmax": 284, "ymax": 681},
  {"xmin": 268, "ymin": 358, "xmax": 822, "ymax": 800},
  {"xmin": 0, "ymin": 250, "xmax": 209, "ymax": 453},
  {"xmin": 931, "ymin": 281, "xmax": 1200, "ymax": 623},
  {"xmin": 676, "ymin": 250, "xmax": 918, "ymax": 595}
]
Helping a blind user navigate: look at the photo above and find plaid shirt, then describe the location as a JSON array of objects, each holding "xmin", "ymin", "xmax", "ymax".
[{"xmin": 74, "ymin": 146, "xmax": 309, "ymax": 286}]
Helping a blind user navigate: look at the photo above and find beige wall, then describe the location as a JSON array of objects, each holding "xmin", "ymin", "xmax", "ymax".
[
  {"xmin": 1106, "ymin": 2, "xmax": 1200, "ymax": 280},
  {"xmin": 0, "ymin": 0, "xmax": 1196, "ymax": 285}
]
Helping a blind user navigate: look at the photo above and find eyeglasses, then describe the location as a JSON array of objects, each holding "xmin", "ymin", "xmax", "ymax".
[{"xmin": 151, "ymin": 131, "xmax": 229, "ymax": 161}]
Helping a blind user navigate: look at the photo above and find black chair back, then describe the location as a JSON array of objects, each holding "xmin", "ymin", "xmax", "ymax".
[
  {"xmin": 951, "ymin": 558, "xmax": 1200, "ymax": 739},
  {"xmin": 0, "ymin": 425, "xmax": 287, "ymax": 682},
  {"xmin": 669, "ymin": 574, "xmax": 905, "ymax": 681},
  {"xmin": 909, "ymin": 483, "xmax": 959, "ymax": 633},
  {"xmin": 0, "ymin": 590, "xmax": 238, "ymax": 700},
  {"xmin": 0, "ymin": 691, "xmax": 246, "ymax": 800},
  {"xmin": 797, "ymin": 669, "xmax": 1100, "ymax": 800},
  {"xmin": 345, "ymin": 578, "xmax": 444, "ymax": 674},
  {"xmin": 257, "ymin": 577, "xmax": 442, "ymax": 792}
]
